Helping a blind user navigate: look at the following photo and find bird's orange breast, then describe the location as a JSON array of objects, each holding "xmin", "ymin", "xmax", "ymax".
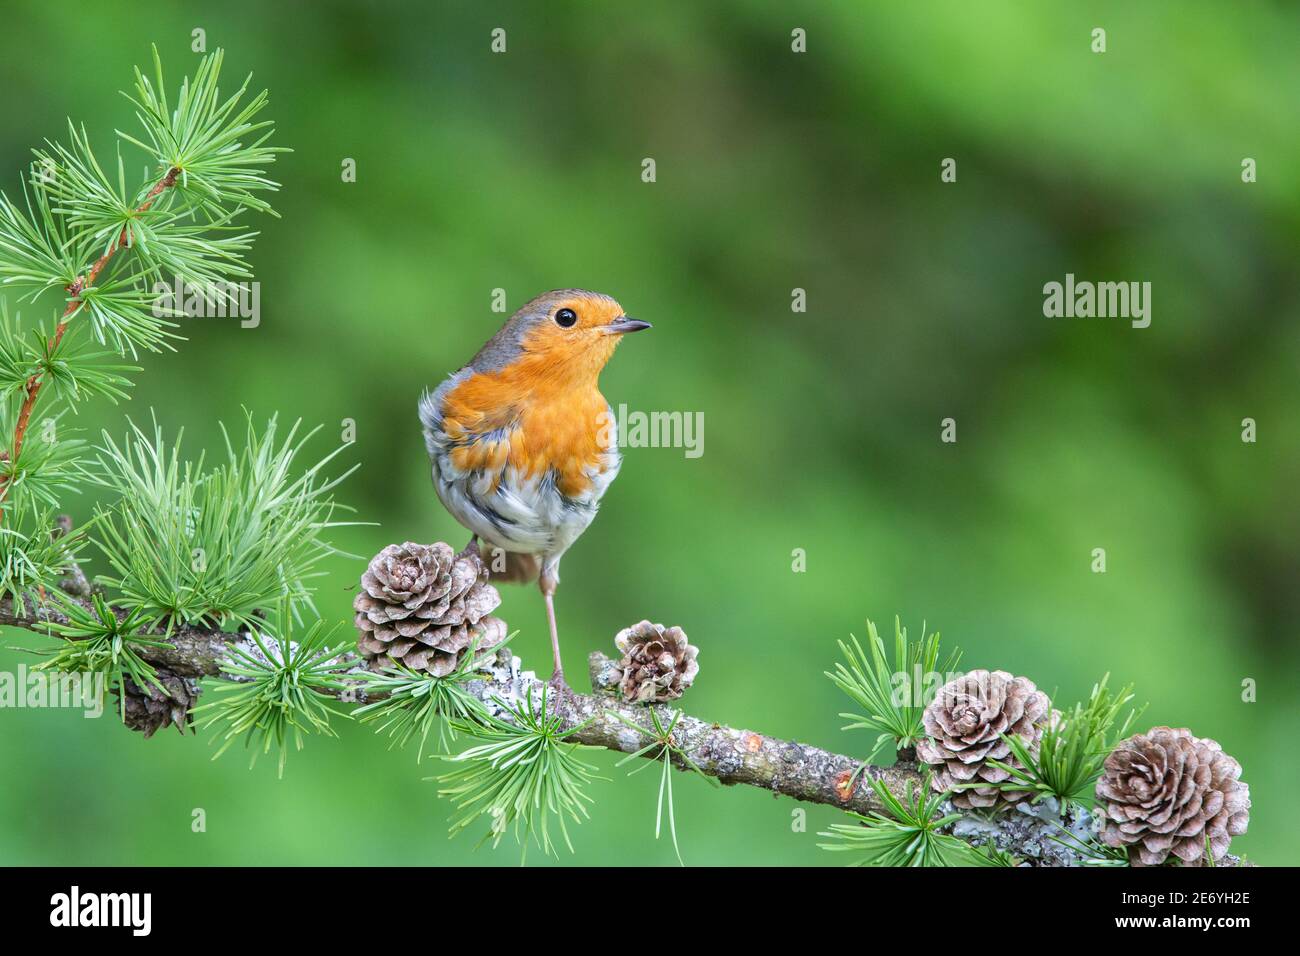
[{"xmin": 441, "ymin": 357, "xmax": 612, "ymax": 499}]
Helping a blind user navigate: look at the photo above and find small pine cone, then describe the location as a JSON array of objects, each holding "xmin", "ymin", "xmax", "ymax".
[
  {"xmin": 1096, "ymin": 726, "xmax": 1250, "ymax": 866},
  {"xmin": 354, "ymin": 541, "xmax": 507, "ymax": 677},
  {"xmin": 114, "ymin": 670, "xmax": 200, "ymax": 737},
  {"xmin": 613, "ymin": 621, "xmax": 699, "ymax": 703},
  {"xmin": 915, "ymin": 669, "xmax": 1050, "ymax": 810}
]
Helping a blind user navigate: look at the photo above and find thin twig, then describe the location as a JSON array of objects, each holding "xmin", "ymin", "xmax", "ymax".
[{"xmin": 0, "ymin": 166, "xmax": 180, "ymax": 520}]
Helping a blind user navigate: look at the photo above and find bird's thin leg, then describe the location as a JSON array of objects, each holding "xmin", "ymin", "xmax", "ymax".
[
  {"xmin": 539, "ymin": 566, "xmax": 567, "ymax": 690},
  {"xmin": 544, "ymin": 589, "xmax": 566, "ymax": 688}
]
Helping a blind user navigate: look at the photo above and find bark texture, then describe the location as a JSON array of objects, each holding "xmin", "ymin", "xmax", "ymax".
[
  {"xmin": 0, "ymin": 592, "xmax": 915, "ymax": 815},
  {"xmin": 0, "ymin": 592, "xmax": 1252, "ymax": 866}
]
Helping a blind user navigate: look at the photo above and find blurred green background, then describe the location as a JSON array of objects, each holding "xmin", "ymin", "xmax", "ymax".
[{"xmin": 1, "ymin": 0, "xmax": 1296, "ymax": 866}]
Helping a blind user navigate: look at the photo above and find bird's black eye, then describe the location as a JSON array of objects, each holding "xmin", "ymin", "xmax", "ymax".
[{"xmin": 554, "ymin": 307, "xmax": 578, "ymax": 328}]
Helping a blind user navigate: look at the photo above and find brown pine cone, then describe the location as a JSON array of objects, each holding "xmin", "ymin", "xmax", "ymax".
[
  {"xmin": 354, "ymin": 541, "xmax": 506, "ymax": 677},
  {"xmin": 915, "ymin": 669, "xmax": 1051, "ymax": 809},
  {"xmin": 114, "ymin": 670, "xmax": 200, "ymax": 737},
  {"xmin": 1096, "ymin": 726, "xmax": 1250, "ymax": 866},
  {"xmin": 612, "ymin": 620, "xmax": 699, "ymax": 703}
]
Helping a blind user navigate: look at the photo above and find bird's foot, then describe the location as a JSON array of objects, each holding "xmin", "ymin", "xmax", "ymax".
[{"xmin": 546, "ymin": 669, "xmax": 574, "ymax": 699}]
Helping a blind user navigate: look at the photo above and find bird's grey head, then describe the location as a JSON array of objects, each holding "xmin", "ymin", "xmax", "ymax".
[{"xmin": 468, "ymin": 289, "xmax": 649, "ymax": 373}]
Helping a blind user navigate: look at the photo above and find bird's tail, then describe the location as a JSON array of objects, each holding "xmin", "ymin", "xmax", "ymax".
[
  {"xmin": 465, "ymin": 537, "xmax": 540, "ymax": 584},
  {"xmin": 494, "ymin": 550, "xmax": 541, "ymax": 584}
]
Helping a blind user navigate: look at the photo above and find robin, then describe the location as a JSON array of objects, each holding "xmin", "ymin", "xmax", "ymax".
[{"xmin": 419, "ymin": 289, "xmax": 651, "ymax": 688}]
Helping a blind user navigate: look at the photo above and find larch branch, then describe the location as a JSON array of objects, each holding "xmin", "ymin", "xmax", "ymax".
[
  {"xmin": 0, "ymin": 588, "xmax": 909, "ymax": 817},
  {"xmin": 0, "ymin": 585, "xmax": 1250, "ymax": 866},
  {"xmin": 0, "ymin": 165, "xmax": 180, "ymax": 519}
]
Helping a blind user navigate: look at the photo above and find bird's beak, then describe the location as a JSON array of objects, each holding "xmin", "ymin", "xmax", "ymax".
[{"xmin": 604, "ymin": 316, "xmax": 652, "ymax": 335}]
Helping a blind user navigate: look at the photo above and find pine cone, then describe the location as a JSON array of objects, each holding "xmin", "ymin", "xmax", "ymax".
[
  {"xmin": 114, "ymin": 670, "xmax": 200, "ymax": 737},
  {"xmin": 915, "ymin": 669, "xmax": 1050, "ymax": 809},
  {"xmin": 354, "ymin": 541, "xmax": 507, "ymax": 677},
  {"xmin": 612, "ymin": 620, "xmax": 699, "ymax": 703},
  {"xmin": 1096, "ymin": 726, "xmax": 1250, "ymax": 866}
]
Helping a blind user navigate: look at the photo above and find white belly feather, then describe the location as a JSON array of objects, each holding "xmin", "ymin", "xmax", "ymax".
[{"xmin": 419, "ymin": 371, "xmax": 621, "ymax": 562}]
